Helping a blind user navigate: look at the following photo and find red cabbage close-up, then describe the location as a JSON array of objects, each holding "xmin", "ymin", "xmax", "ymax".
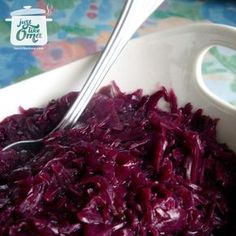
[{"xmin": 0, "ymin": 83, "xmax": 235, "ymax": 236}]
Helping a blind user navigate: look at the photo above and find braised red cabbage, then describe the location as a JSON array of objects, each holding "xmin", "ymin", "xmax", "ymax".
[{"xmin": 0, "ymin": 83, "xmax": 235, "ymax": 236}]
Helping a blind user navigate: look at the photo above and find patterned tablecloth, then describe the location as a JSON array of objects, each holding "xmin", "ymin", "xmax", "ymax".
[{"xmin": 0, "ymin": 0, "xmax": 236, "ymax": 106}]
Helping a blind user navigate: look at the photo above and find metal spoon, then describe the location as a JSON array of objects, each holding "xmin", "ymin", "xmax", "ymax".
[{"xmin": 3, "ymin": 0, "xmax": 165, "ymax": 151}]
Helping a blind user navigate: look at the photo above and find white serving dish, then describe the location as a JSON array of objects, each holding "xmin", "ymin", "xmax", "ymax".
[{"xmin": 0, "ymin": 23, "xmax": 235, "ymax": 151}]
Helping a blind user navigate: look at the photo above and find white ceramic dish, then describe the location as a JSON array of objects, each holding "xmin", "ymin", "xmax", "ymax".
[{"xmin": 0, "ymin": 23, "xmax": 235, "ymax": 151}]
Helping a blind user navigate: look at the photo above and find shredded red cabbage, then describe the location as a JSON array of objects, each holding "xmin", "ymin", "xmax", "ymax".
[{"xmin": 0, "ymin": 83, "xmax": 235, "ymax": 236}]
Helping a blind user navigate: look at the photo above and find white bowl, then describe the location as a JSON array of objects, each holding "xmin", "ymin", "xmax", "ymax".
[{"xmin": 0, "ymin": 23, "xmax": 236, "ymax": 152}]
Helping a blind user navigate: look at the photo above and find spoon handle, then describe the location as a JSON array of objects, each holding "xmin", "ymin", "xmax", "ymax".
[{"xmin": 57, "ymin": 0, "xmax": 165, "ymax": 129}]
